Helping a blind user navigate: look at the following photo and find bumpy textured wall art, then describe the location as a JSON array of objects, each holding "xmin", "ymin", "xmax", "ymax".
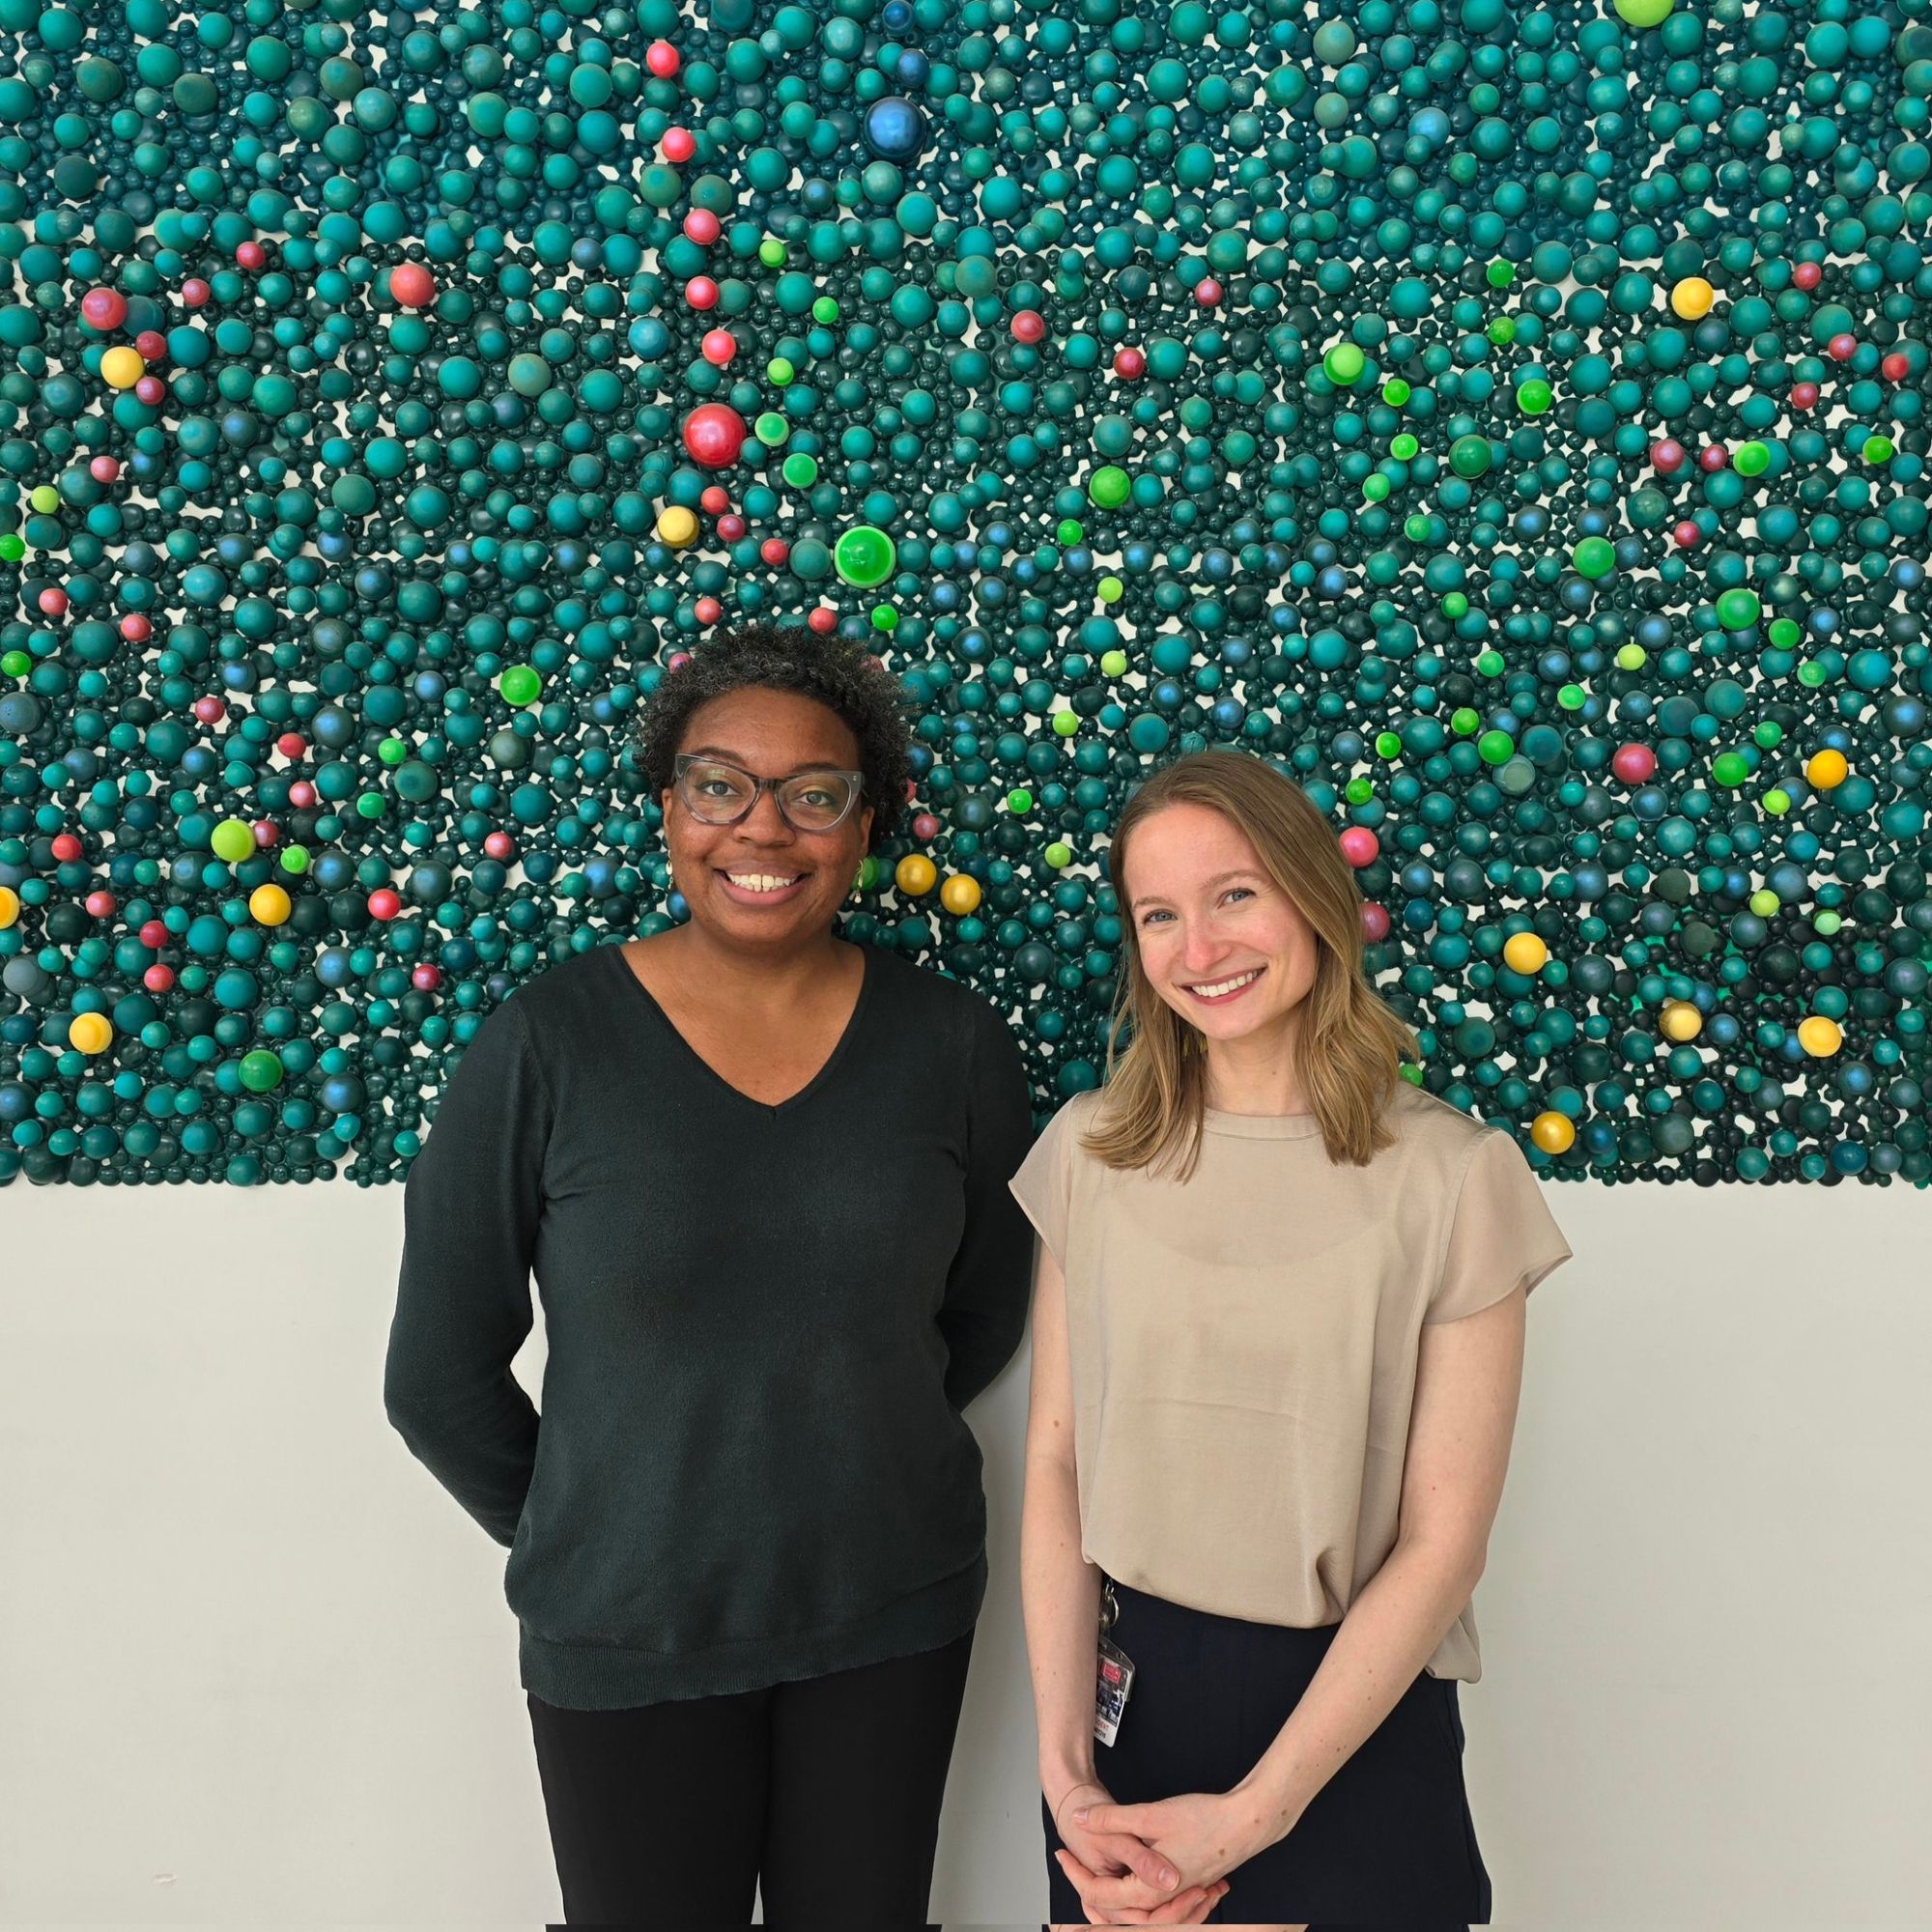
[{"xmin": 0, "ymin": 0, "xmax": 1929, "ymax": 1187}]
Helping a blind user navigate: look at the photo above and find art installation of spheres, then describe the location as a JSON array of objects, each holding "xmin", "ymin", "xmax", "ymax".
[{"xmin": 0, "ymin": 0, "xmax": 1929, "ymax": 1193}]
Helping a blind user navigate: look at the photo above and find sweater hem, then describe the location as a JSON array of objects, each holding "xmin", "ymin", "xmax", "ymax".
[{"xmin": 518, "ymin": 1548, "xmax": 988, "ymax": 1711}]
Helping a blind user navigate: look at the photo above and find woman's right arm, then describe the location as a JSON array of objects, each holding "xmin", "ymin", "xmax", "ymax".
[
  {"xmin": 1019, "ymin": 1234, "xmax": 1103, "ymax": 1819},
  {"xmin": 383, "ymin": 996, "xmax": 553, "ymax": 1548}
]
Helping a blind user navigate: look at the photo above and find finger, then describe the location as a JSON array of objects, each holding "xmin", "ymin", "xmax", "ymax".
[
  {"xmin": 1087, "ymin": 1868, "xmax": 1193, "ymax": 1916},
  {"xmin": 1096, "ymin": 1832, "xmax": 1181, "ymax": 1893},
  {"xmin": 1140, "ymin": 1885, "xmax": 1220, "ymax": 1923},
  {"xmin": 1073, "ymin": 1799, "xmax": 1152, "ymax": 1837}
]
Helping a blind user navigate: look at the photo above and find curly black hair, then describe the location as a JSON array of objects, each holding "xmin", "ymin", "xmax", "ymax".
[{"xmin": 635, "ymin": 622, "xmax": 913, "ymax": 853}]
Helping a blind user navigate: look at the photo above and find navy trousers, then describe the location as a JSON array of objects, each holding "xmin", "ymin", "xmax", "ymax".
[{"xmin": 1041, "ymin": 1580, "xmax": 1490, "ymax": 1926}]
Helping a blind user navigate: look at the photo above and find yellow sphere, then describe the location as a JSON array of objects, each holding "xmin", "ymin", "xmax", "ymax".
[
  {"xmin": 1660, "ymin": 999, "xmax": 1703, "ymax": 1042},
  {"xmin": 655, "ymin": 504, "xmax": 698, "ymax": 547},
  {"xmin": 1804, "ymin": 749, "xmax": 1848, "ymax": 790},
  {"xmin": 939, "ymin": 872, "xmax": 981, "ymax": 916},
  {"xmin": 1797, "ymin": 1014, "xmax": 1843, "ymax": 1058},
  {"xmin": 249, "ymin": 883, "xmax": 293, "ymax": 926},
  {"xmin": 68, "ymin": 1011, "xmax": 113, "ymax": 1056},
  {"xmin": 0, "ymin": 883, "xmax": 17, "ymax": 929},
  {"xmin": 100, "ymin": 345, "xmax": 146, "ymax": 389},
  {"xmin": 1502, "ymin": 932, "xmax": 1548, "ymax": 975},
  {"xmin": 1669, "ymin": 276, "xmax": 1715, "ymax": 320},
  {"xmin": 1530, "ymin": 1110, "xmax": 1576, "ymax": 1154},
  {"xmin": 895, "ymin": 854, "xmax": 938, "ymax": 896}
]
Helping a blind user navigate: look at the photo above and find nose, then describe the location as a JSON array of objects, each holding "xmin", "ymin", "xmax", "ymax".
[
  {"xmin": 1179, "ymin": 923, "xmax": 1225, "ymax": 976},
  {"xmin": 737, "ymin": 784, "xmax": 797, "ymax": 843}
]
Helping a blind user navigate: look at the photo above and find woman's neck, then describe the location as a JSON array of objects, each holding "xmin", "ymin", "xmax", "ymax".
[
  {"xmin": 1200, "ymin": 1016, "xmax": 1310, "ymax": 1117},
  {"xmin": 656, "ymin": 920, "xmax": 852, "ymax": 1008}
]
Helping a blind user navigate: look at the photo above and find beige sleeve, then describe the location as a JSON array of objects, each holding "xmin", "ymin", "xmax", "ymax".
[
  {"xmin": 1425, "ymin": 1127, "xmax": 1575, "ymax": 1324},
  {"xmin": 1007, "ymin": 1094, "xmax": 1082, "ymax": 1272}
]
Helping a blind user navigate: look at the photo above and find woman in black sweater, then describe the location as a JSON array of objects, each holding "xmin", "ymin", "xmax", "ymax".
[{"xmin": 384, "ymin": 622, "xmax": 1037, "ymax": 1927}]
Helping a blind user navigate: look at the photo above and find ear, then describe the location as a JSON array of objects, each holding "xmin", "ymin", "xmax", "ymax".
[{"xmin": 858, "ymin": 803, "xmax": 875, "ymax": 851}]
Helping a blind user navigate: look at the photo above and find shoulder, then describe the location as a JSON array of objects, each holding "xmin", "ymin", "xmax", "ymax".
[
  {"xmin": 483, "ymin": 945, "xmax": 622, "ymax": 1048},
  {"xmin": 866, "ymin": 945, "xmax": 1022, "ymax": 1054},
  {"xmin": 1378, "ymin": 1082, "xmax": 1515, "ymax": 1186},
  {"xmin": 1037, "ymin": 1085, "xmax": 1109, "ymax": 1160}
]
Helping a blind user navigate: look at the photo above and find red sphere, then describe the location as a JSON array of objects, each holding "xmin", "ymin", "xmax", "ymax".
[
  {"xmin": 715, "ymin": 513, "xmax": 747, "ymax": 541},
  {"xmin": 694, "ymin": 595, "xmax": 723, "ymax": 625},
  {"xmin": 1881, "ymin": 352, "xmax": 1910, "ymax": 383},
  {"xmin": 1828, "ymin": 332, "xmax": 1857, "ymax": 361},
  {"xmin": 1789, "ymin": 381, "xmax": 1819, "ymax": 409},
  {"xmin": 81, "ymin": 287, "xmax": 128, "ymax": 330},
  {"xmin": 412, "ymin": 963, "xmax": 443, "ymax": 992},
  {"xmin": 1672, "ymin": 520, "xmax": 1701, "ymax": 549},
  {"xmin": 1337, "ymin": 826, "xmax": 1379, "ymax": 868},
  {"xmin": 1009, "ymin": 308, "xmax": 1045, "ymax": 343},
  {"xmin": 807, "ymin": 607, "xmax": 838, "ymax": 634},
  {"xmin": 1791, "ymin": 260, "xmax": 1822, "ymax": 292},
  {"xmin": 181, "ymin": 278, "xmax": 211, "ymax": 307},
  {"xmin": 1359, "ymin": 901, "xmax": 1391, "ymax": 943},
  {"xmin": 275, "ymin": 731, "xmax": 306, "ymax": 759},
  {"xmin": 38, "ymin": 586, "xmax": 69, "ymax": 617},
  {"xmin": 134, "ymin": 375, "xmax": 166, "ymax": 405},
  {"xmin": 760, "ymin": 537, "xmax": 790, "ymax": 566},
  {"xmin": 388, "ymin": 261, "xmax": 436, "ymax": 308},
  {"xmin": 235, "ymin": 241, "xmax": 267, "ymax": 270},
  {"xmin": 683, "ymin": 208, "xmax": 720, "ymax": 244},
  {"xmin": 134, "ymin": 329, "xmax": 166, "ymax": 361},
  {"xmin": 288, "ymin": 781, "xmax": 316, "ymax": 809},
  {"xmin": 193, "ymin": 695, "xmax": 224, "ymax": 723},
  {"xmin": 90, "ymin": 455, "xmax": 121, "ymax": 483},
  {"xmin": 1113, "ymin": 346, "xmax": 1147, "ymax": 380},
  {"xmin": 701, "ymin": 327, "xmax": 736, "ymax": 365},
  {"xmin": 1611, "ymin": 744, "xmax": 1658, "ymax": 785},
  {"xmin": 684, "ymin": 275, "xmax": 720, "ymax": 310},
  {"xmin": 662, "ymin": 127, "xmax": 696, "ymax": 163},
  {"xmin": 250, "ymin": 819, "xmax": 278, "ymax": 848},
  {"xmin": 143, "ymin": 963, "xmax": 177, "ymax": 994},
  {"xmin": 1698, "ymin": 442, "xmax": 1729, "ymax": 471},
  {"xmin": 367, "ymin": 889, "xmax": 402, "ymax": 922},
  {"xmin": 1194, "ymin": 277, "xmax": 1223, "ymax": 306},
  {"xmin": 484, "ymin": 831, "xmax": 515, "ymax": 861},
  {"xmin": 86, "ymin": 890, "xmax": 116, "ymax": 919},
  {"xmin": 51, "ymin": 833, "xmax": 82, "ymax": 862},
  {"xmin": 1649, "ymin": 439, "xmax": 1685, "ymax": 473},
  {"xmin": 646, "ymin": 39, "xmax": 680, "ymax": 75},
  {"xmin": 682, "ymin": 402, "xmax": 748, "ymax": 468},
  {"xmin": 699, "ymin": 484, "xmax": 729, "ymax": 513},
  {"xmin": 912, "ymin": 812, "xmax": 941, "ymax": 841},
  {"xmin": 120, "ymin": 613, "xmax": 151, "ymax": 641},
  {"xmin": 139, "ymin": 919, "xmax": 167, "ymax": 949}
]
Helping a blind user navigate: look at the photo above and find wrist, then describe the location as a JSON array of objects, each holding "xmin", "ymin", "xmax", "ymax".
[
  {"xmin": 1222, "ymin": 1766, "xmax": 1306, "ymax": 1858},
  {"xmin": 1039, "ymin": 1747, "xmax": 1099, "ymax": 1814}
]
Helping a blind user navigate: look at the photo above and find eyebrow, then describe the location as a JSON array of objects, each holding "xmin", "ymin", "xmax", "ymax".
[
  {"xmin": 681, "ymin": 746, "xmax": 855, "ymax": 775},
  {"xmin": 1129, "ymin": 869, "xmax": 1264, "ymax": 911}
]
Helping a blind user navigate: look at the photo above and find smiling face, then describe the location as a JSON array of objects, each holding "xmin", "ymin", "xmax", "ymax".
[
  {"xmin": 661, "ymin": 684, "xmax": 875, "ymax": 955},
  {"xmin": 1122, "ymin": 799, "xmax": 1322, "ymax": 1056}
]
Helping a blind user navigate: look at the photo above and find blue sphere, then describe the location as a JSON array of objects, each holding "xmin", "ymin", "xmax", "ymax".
[{"xmin": 864, "ymin": 96, "xmax": 927, "ymax": 162}]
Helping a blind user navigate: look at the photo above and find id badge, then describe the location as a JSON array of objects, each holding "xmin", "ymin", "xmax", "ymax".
[
  {"xmin": 1094, "ymin": 1634, "xmax": 1136, "ymax": 1747},
  {"xmin": 1094, "ymin": 1577, "xmax": 1135, "ymax": 1747}
]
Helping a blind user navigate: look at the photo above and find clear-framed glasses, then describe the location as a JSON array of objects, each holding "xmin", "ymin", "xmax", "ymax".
[{"xmin": 672, "ymin": 753, "xmax": 867, "ymax": 833}]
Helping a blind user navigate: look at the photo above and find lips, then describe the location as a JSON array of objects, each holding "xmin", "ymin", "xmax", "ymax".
[{"xmin": 1182, "ymin": 966, "xmax": 1265, "ymax": 1005}]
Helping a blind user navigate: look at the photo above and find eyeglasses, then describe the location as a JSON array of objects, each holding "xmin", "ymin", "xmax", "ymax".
[{"xmin": 672, "ymin": 753, "xmax": 867, "ymax": 833}]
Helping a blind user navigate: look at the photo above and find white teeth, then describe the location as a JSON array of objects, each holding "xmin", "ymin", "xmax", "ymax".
[
  {"xmin": 725, "ymin": 872, "xmax": 800, "ymax": 893},
  {"xmin": 1190, "ymin": 969, "xmax": 1260, "ymax": 999}
]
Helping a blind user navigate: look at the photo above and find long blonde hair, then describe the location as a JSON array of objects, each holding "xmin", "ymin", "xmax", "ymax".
[{"xmin": 1082, "ymin": 750, "xmax": 1421, "ymax": 1179}]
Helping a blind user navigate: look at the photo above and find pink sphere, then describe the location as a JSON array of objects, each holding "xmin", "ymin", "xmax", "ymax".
[
  {"xmin": 81, "ymin": 287, "xmax": 128, "ymax": 330},
  {"xmin": 484, "ymin": 832, "xmax": 515, "ymax": 860},
  {"xmin": 682, "ymin": 403, "xmax": 748, "ymax": 468},
  {"xmin": 701, "ymin": 328, "xmax": 736, "ymax": 366},
  {"xmin": 1611, "ymin": 744, "xmax": 1658, "ymax": 785},
  {"xmin": 912, "ymin": 812, "xmax": 941, "ymax": 840},
  {"xmin": 1360, "ymin": 902, "xmax": 1391, "ymax": 943},
  {"xmin": 683, "ymin": 208, "xmax": 720, "ymax": 244},
  {"xmin": 645, "ymin": 39, "xmax": 680, "ymax": 75},
  {"xmin": 1337, "ymin": 827, "xmax": 1379, "ymax": 868},
  {"xmin": 388, "ymin": 262, "xmax": 436, "ymax": 308},
  {"xmin": 367, "ymin": 889, "xmax": 402, "ymax": 923}
]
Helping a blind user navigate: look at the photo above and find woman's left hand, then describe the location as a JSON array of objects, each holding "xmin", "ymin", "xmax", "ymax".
[{"xmin": 1067, "ymin": 1788, "xmax": 1290, "ymax": 1897}]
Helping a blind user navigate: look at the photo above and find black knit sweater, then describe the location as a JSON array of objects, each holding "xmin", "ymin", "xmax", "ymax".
[{"xmin": 384, "ymin": 939, "xmax": 1037, "ymax": 1710}]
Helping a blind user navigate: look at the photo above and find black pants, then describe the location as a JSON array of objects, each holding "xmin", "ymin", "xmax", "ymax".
[
  {"xmin": 1042, "ymin": 1581, "xmax": 1489, "ymax": 1926},
  {"xmin": 527, "ymin": 1627, "xmax": 974, "ymax": 1928}
]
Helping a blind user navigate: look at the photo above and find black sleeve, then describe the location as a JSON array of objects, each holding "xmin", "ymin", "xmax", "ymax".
[
  {"xmin": 384, "ymin": 996, "xmax": 551, "ymax": 1547},
  {"xmin": 938, "ymin": 999, "xmax": 1038, "ymax": 1411}
]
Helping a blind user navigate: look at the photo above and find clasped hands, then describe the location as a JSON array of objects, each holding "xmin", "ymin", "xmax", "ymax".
[{"xmin": 1049, "ymin": 1776, "xmax": 1294, "ymax": 1926}]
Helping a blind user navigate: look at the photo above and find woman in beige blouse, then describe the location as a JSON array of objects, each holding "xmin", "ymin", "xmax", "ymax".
[{"xmin": 1009, "ymin": 751, "xmax": 1573, "ymax": 1930}]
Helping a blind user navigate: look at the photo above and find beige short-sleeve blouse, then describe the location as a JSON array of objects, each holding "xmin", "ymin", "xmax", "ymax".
[{"xmin": 1009, "ymin": 1081, "xmax": 1573, "ymax": 1682}]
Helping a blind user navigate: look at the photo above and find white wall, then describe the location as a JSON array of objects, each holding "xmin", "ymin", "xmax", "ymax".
[{"xmin": 3, "ymin": 1178, "xmax": 1929, "ymax": 1928}]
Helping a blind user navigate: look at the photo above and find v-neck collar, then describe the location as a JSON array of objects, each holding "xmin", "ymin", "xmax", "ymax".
[{"xmin": 608, "ymin": 939, "xmax": 876, "ymax": 1118}]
